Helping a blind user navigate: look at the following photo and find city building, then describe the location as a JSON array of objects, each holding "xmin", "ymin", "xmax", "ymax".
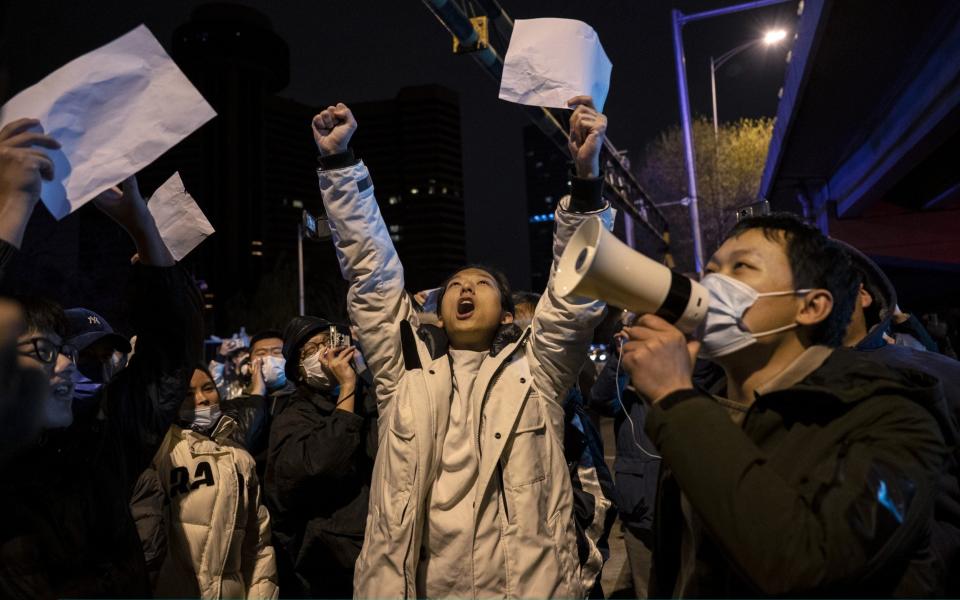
[
  {"xmin": 348, "ymin": 85, "xmax": 467, "ymax": 292},
  {"xmin": 522, "ymin": 124, "xmax": 570, "ymax": 292}
]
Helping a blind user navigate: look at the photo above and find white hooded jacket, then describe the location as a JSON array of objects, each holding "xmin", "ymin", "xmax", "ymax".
[{"xmin": 318, "ymin": 158, "xmax": 612, "ymax": 598}]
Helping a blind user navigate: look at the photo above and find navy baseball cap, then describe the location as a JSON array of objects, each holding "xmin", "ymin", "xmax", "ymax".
[{"xmin": 64, "ymin": 308, "xmax": 132, "ymax": 353}]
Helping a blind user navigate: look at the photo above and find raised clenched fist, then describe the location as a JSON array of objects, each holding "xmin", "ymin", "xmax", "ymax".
[
  {"xmin": 566, "ymin": 96, "xmax": 607, "ymax": 179},
  {"xmin": 312, "ymin": 103, "xmax": 357, "ymax": 157}
]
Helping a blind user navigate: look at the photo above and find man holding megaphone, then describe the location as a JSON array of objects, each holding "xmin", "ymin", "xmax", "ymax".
[{"xmin": 569, "ymin": 214, "xmax": 946, "ymax": 596}]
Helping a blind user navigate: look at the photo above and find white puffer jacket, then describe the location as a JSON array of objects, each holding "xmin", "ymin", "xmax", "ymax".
[
  {"xmin": 318, "ymin": 158, "xmax": 612, "ymax": 599},
  {"xmin": 141, "ymin": 416, "xmax": 278, "ymax": 599}
]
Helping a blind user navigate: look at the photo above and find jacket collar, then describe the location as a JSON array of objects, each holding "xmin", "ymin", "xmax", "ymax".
[
  {"xmin": 177, "ymin": 414, "xmax": 237, "ymax": 445},
  {"xmin": 269, "ymin": 380, "xmax": 297, "ymax": 398},
  {"xmin": 415, "ymin": 322, "xmax": 526, "ymax": 360},
  {"xmin": 210, "ymin": 414, "xmax": 236, "ymax": 440},
  {"xmin": 294, "ymin": 385, "xmax": 339, "ymax": 413},
  {"xmin": 755, "ymin": 345, "xmax": 833, "ymax": 396},
  {"xmin": 761, "ymin": 347, "xmax": 941, "ymax": 406}
]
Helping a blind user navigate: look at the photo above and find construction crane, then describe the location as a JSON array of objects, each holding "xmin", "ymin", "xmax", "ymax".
[{"xmin": 421, "ymin": 0, "xmax": 673, "ymax": 257}]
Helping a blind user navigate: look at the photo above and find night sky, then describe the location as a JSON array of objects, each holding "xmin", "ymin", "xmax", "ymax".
[{"xmin": 2, "ymin": 0, "xmax": 798, "ymax": 288}]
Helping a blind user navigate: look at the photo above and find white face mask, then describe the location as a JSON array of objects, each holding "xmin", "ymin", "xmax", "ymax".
[
  {"xmin": 699, "ymin": 273, "xmax": 811, "ymax": 359},
  {"xmin": 301, "ymin": 351, "xmax": 333, "ymax": 390},
  {"xmin": 261, "ymin": 355, "xmax": 287, "ymax": 389},
  {"xmin": 179, "ymin": 404, "xmax": 222, "ymax": 430}
]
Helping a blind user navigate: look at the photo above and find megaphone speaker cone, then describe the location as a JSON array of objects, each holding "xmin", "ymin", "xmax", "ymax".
[{"xmin": 555, "ymin": 217, "xmax": 710, "ymax": 333}]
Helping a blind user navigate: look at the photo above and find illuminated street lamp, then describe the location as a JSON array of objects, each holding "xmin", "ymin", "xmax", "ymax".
[
  {"xmin": 711, "ymin": 29, "xmax": 789, "ymax": 139},
  {"xmin": 671, "ymin": 0, "xmax": 792, "ymax": 274}
]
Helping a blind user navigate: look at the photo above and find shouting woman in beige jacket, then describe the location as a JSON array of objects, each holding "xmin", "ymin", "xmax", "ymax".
[{"xmin": 135, "ymin": 366, "xmax": 278, "ymax": 599}]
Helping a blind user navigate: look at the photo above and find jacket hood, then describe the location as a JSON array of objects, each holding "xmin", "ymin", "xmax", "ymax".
[
  {"xmin": 836, "ymin": 240, "xmax": 897, "ymax": 350},
  {"xmin": 785, "ymin": 348, "xmax": 956, "ymax": 446},
  {"xmin": 414, "ymin": 322, "xmax": 525, "ymax": 359},
  {"xmin": 281, "ymin": 315, "xmax": 334, "ymax": 382}
]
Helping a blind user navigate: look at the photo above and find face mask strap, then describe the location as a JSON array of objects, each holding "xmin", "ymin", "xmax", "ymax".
[
  {"xmin": 747, "ymin": 288, "xmax": 814, "ymax": 338},
  {"xmin": 750, "ymin": 321, "xmax": 799, "ymax": 339},
  {"xmin": 755, "ymin": 288, "xmax": 813, "ymax": 298}
]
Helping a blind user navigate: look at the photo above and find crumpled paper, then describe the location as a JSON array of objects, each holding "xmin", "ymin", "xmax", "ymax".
[
  {"xmin": 0, "ymin": 25, "xmax": 216, "ymax": 220},
  {"xmin": 499, "ymin": 18, "xmax": 612, "ymax": 111},
  {"xmin": 147, "ymin": 172, "xmax": 214, "ymax": 261}
]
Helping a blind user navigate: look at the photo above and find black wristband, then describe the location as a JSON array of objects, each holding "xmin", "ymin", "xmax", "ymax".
[
  {"xmin": 567, "ymin": 171, "xmax": 604, "ymax": 212},
  {"xmin": 657, "ymin": 388, "xmax": 704, "ymax": 411},
  {"xmin": 317, "ymin": 149, "xmax": 357, "ymax": 171}
]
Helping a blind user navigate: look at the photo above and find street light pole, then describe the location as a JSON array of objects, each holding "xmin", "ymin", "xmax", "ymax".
[
  {"xmin": 297, "ymin": 224, "xmax": 305, "ymax": 316},
  {"xmin": 710, "ymin": 38, "xmax": 775, "ymax": 137},
  {"xmin": 671, "ymin": 0, "xmax": 792, "ymax": 275},
  {"xmin": 711, "ymin": 55, "xmax": 720, "ymax": 142},
  {"xmin": 671, "ymin": 9, "xmax": 706, "ymax": 275}
]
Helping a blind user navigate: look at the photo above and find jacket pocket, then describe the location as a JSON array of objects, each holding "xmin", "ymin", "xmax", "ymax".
[
  {"xmin": 503, "ymin": 396, "xmax": 547, "ymax": 488},
  {"xmin": 614, "ymin": 457, "xmax": 660, "ymax": 524},
  {"xmin": 383, "ymin": 394, "xmax": 417, "ymax": 492}
]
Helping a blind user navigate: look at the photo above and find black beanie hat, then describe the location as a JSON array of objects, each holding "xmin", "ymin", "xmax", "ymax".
[{"xmin": 282, "ymin": 316, "xmax": 333, "ymax": 382}]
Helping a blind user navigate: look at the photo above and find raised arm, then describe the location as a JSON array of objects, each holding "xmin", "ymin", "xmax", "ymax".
[
  {"xmin": 95, "ymin": 177, "xmax": 203, "ymax": 484},
  {"xmin": 529, "ymin": 96, "xmax": 614, "ymax": 403},
  {"xmin": 313, "ymin": 104, "xmax": 415, "ymax": 414},
  {"xmin": 0, "ymin": 118, "xmax": 60, "ymax": 281}
]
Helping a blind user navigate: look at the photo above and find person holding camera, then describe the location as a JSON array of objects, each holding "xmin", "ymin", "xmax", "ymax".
[
  {"xmin": 311, "ymin": 97, "xmax": 611, "ymax": 598},
  {"xmin": 263, "ymin": 315, "xmax": 377, "ymax": 598}
]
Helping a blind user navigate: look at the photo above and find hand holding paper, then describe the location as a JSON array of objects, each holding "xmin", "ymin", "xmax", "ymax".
[
  {"xmin": 499, "ymin": 18, "xmax": 612, "ymax": 112},
  {"xmin": 95, "ymin": 176, "xmax": 174, "ymax": 267},
  {"xmin": 145, "ymin": 172, "xmax": 215, "ymax": 262},
  {"xmin": 0, "ymin": 25, "xmax": 216, "ymax": 220},
  {"xmin": 0, "ymin": 119, "xmax": 60, "ymax": 248},
  {"xmin": 567, "ymin": 96, "xmax": 608, "ymax": 178}
]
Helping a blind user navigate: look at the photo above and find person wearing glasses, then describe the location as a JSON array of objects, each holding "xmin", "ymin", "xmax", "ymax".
[
  {"xmin": 264, "ymin": 315, "xmax": 378, "ymax": 599},
  {"xmin": 0, "ymin": 299, "xmax": 48, "ymax": 465},
  {"xmin": 12, "ymin": 297, "xmax": 79, "ymax": 431},
  {"xmin": 0, "ymin": 119, "xmax": 204, "ymax": 599}
]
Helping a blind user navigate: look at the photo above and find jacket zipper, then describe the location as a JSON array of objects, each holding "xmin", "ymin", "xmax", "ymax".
[
  {"xmin": 479, "ymin": 333, "xmax": 531, "ymax": 532},
  {"xmin": 476, "ymin": 331, "xmax": 531, "ymax": 455}
]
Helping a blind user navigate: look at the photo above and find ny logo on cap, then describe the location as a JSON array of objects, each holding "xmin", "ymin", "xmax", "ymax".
[{"xmin": 88, "ymin": 315, "xmax": 101, "ymax": 326}]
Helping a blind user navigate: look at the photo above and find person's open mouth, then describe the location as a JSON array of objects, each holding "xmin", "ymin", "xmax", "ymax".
[{"xmin": 456, "ymin": 297, "xmax": 475, "ymax": 320}]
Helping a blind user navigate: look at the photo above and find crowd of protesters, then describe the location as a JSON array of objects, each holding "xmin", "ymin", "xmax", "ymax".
[{"xmin": 1, "ymin": 91, "xmax": 959, "ymax": 600}]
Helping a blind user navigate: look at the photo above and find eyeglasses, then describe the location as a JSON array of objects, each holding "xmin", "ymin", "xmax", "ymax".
[
  {"xmin": 300, "ymin": 338, "xmax": 333, "ymax": 359},
  {"xmin": 17, "ymin": 337, "xmax": 78, "ymax": 365}
]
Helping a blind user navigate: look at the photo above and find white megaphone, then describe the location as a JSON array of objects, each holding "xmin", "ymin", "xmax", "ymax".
[{"xmin": 556, "ymin": 217, "xmax": 710, "ymax": 333}]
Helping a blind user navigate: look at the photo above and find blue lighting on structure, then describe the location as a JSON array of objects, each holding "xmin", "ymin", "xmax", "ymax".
[
  {"xmin": 529, "ymin": 213, "xmax": 555, "ymax": 224},
  {"xmin": 876, "ymin": 480, "xmax": 904, "ymax": 523}
]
